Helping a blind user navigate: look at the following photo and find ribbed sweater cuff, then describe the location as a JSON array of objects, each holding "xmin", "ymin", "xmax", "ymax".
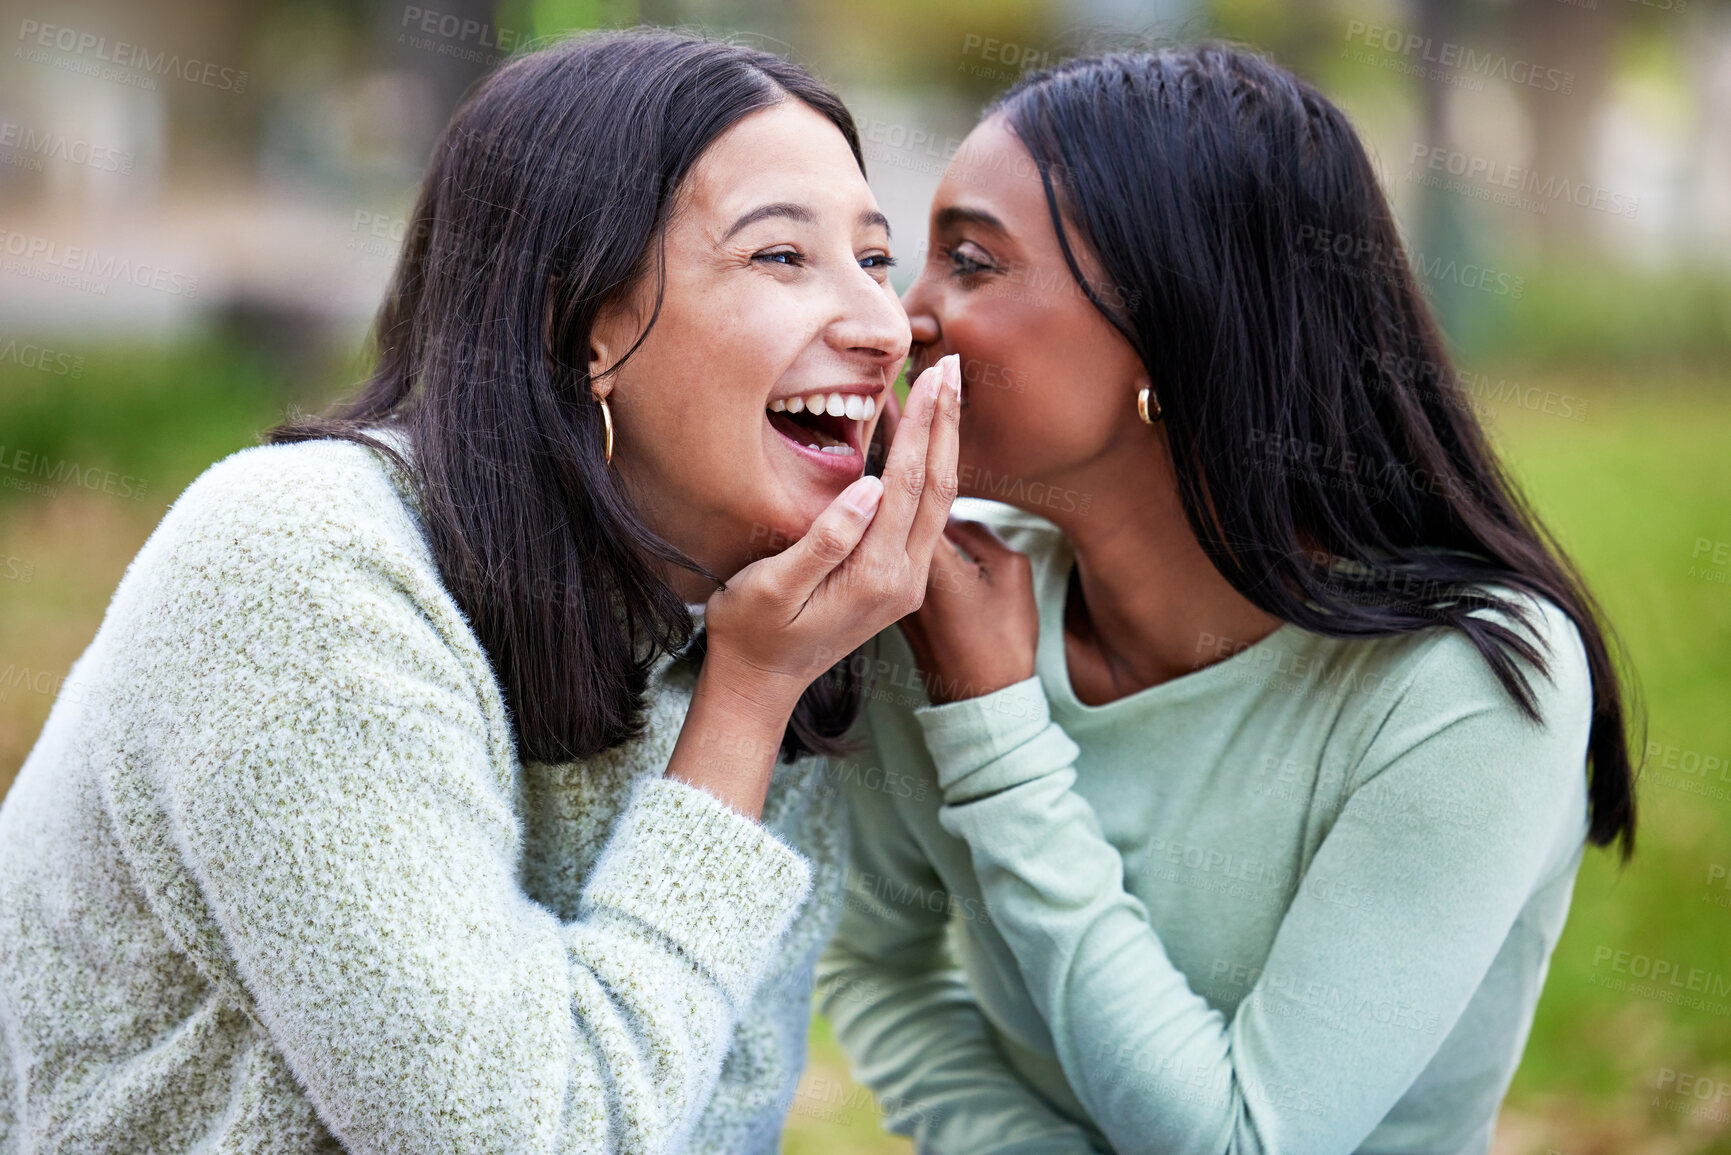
[
  {"xmin": 580, "ymin": 775, "xmax": 814, "ymax": 1008},
  {"xmin": 913, "ymin": 675, "xmax": 1080, "ymax": 803}
]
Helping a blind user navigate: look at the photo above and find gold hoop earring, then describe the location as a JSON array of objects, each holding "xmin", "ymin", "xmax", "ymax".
[
  {"xmin": 598, "ymin": 395, "xmax": 614, "ymax": 465},
  {"xmin": 1137, "ymin": 386, "xmax": 1162, "ymax": 424}
]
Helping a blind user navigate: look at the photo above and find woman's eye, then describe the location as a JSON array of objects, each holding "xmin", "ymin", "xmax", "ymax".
[
  {"xmin": 943, "ymin": 246, "xmax": 994, "ymax": 276},
  {"xmin": 753, "ymin": 249, "xmax": 805, "ymax": 267},
  {"xmin": 860, "ymin": 254, "xmax": 898, "ymax": 270}
]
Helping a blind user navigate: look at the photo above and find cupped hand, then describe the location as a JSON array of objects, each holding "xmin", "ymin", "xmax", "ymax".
[
  {"xmin": 701, "ymin": 354, "xmax": 963, "ymax": 720},
  {"xmin": 899, "ymin": 518, "xmax": 1039, "ymax": 706}
]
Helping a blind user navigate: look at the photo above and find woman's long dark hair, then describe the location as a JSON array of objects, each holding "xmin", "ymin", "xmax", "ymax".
[
  {"xmin": 271, "ymin": 29, "xmax": 864, "ymax": 765},
  {"xmin": 992, "ymin": 45, "xmax": 1638, "ymax": 856}
]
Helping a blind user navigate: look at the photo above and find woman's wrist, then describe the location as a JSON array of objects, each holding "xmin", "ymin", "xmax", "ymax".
[
  {"xmin": 922, "ymin": 661, "xmax": 1031, "ymax": 705},
  {"xmin": 696, "ymin": 643, "xmax": 808, "ymax": 726},
  {"xmin": 663, "ymin": 652, "xmax": 800, "ymax": 820}
]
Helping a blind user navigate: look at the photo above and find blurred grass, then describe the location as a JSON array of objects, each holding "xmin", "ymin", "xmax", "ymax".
[
  {"xmin": 1, "ymin": 337, "xmax": 1728, "ymax": 1152},
  {"xmin": 0, "ymin": 336, "xmax": 299, "ymax": 778},
  {"xmin": 0, "ymin": 337, "xmax": 297, "ymax": 506},
  {"xmin": 1478, "ymin": 265, "xmax": 1731, "ymax": 372},
  {"xmin": 1481, "ymin": 367, "xmax": 1731, "ymax": 1154}
]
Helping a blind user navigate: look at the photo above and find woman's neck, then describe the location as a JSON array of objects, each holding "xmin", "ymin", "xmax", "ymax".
[
  {"xmin": 1042, "ymin": 457, "xmax": 1282, "ymax": 700},
  {"xmin": 669, "ymin": 568, "xmax": 718, "ymax": 607}
]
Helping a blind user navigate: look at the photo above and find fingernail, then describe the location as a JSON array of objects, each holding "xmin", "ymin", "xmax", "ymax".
[
  {"xmin": 842, "ymin": 475, "xmax": 884, "ymax": 516},
  {"xmin": 942, "ymin": 353, "xmax": 962, "ymax": 401}
]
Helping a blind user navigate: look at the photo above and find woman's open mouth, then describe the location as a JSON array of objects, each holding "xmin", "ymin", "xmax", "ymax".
[{"xmin": 765, "ymin": 390, "xmax": 877, "ymax": 475}]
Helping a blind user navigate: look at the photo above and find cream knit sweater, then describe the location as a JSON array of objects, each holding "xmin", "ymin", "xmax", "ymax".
[{"xmin": 0, "ymin": 435, "xmax": 846, "ymax": 1153}]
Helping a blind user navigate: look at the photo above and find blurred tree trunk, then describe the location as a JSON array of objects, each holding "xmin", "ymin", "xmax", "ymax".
[
  {"xmin": 1410, "ymin": 0, "xmax": 1478, "ymax": 347},
  {"xmin": 385, "ymin": 0, "xmax": 498, "ymax": 155},
  {"xmin": 1508, "ymin": 0, "xmax": 1626, "ymax": 255}
]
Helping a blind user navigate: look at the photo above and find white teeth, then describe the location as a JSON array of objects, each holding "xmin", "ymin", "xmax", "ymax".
[
  {"xmin": 772, "ymin": 393, "xmax": 875, "ymax": 421},
  {"xmin": 819, "ymin": 444, "xmax": 855, "ymax": 455}
]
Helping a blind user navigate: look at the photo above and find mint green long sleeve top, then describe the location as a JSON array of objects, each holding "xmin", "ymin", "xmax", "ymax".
[{"xmin": 816, "ymin": 498, "xmax": 1593, "ymax": 1155}]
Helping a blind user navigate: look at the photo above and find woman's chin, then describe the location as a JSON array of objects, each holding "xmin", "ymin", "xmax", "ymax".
[
  {"xmin": 742, "ymin": 441, "xmax": 872, "ymax": 556},
  {"xmin": 775, "ymin": 493, "xmax": 831, "ymax": 547}
]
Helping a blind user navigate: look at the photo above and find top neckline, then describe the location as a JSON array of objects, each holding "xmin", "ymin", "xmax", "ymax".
[{"xmin": 1034, "ymin": 531, "xmax": 1312, "ymax": 721}]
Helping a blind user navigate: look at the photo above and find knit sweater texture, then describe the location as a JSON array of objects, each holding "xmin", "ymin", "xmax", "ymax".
[{"xmin": 0, "ymin": 434, "xmax": 846, "ymax": 1153}]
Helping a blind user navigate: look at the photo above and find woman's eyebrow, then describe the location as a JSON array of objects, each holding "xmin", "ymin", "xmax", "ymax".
[
  {"xmin": 722, "ymin": 202, "xmax": 814, "ymax": 241},
  {"xmin": 721, "ymin": 203, "xmax": 892, "ymax": 241},
  {"xmin": 934, "ymin": 205, "xmax": 1006, "ymax": 233}
]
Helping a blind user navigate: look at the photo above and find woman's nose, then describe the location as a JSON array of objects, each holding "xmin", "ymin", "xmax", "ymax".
[
  {"xmin": 907, "ymin": 310, "xmax": 939, "ymax": 347},
  {"xmin": 902, "ymin": 273, "xmax": 940, "ymax": 347},
  {"xmin": 833, "ymin": 271, "xmax": 912, "ymax": 365}
]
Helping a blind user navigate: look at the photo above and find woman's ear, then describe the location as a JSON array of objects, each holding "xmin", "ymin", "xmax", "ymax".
[
  {"xmin": 587, "ymin": 343, "xmax": 611, "ymax": 401},
  {"xmin": 543, "ymin": 275, "xmax": 624, "ymax": 402},
  {"xmin": 587, "ymin": 293, "xmax": 641, "ymax": 402}
]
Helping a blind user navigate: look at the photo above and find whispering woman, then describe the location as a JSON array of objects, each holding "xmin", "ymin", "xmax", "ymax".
[
  {"xmin": 819, "ymin": 46, "xmax": 1639, "ymax": 1154},
  {"xmin": 0, "ymin": 29, "xmax": 963, "ymax": 1154}
]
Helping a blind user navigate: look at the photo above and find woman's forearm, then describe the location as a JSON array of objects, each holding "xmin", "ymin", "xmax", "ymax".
[
  {"xmin": 665, "ymin": 652, "xmax": 801, "ymax": 820},
  {"xmin": 918, "ymin": 651, "xmax": 1590, "ymax": 1155}
]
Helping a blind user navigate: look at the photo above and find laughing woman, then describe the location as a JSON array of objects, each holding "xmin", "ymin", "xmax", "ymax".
[
  {"xmin": 818, "ymin": 46, "xmax": 1637, "ymax": 1155},
  {"xmin": 0, "ymin": 31, "xmax": 963, "ymax": 1154}
]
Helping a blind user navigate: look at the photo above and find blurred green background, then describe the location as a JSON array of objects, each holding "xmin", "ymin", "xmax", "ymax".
[{"xmin": 2, "ymin": 0, "xmax": 1728, "ymax": 1151}]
